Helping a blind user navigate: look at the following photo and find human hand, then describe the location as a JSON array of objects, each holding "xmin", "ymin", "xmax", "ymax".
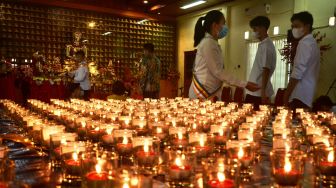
[{"xmin": 245, "ymin": 82, "xmax": 260, "ymax": 92}]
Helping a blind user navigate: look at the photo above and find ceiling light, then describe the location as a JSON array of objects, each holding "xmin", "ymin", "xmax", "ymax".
[
  {"xmin": 88, "ymin": 21, "xmax": 96, "ymax": 28},
  {"xmin": 143, "ymin": 0, "xmax": 148, "ymax": 4},
  {"xmin": 180, "ymin": 0, "xmax": 206, "ymax": 10},
  {"xmin": 82, "ymin": 40, "xmax": 88, "ymax": 42},
  {"xmin": 273, "ymin": 26, "xmax": 280, "ymax": 35},
  {"xmin": 244, "ymin": 31, "xmax": 249, "ymax": 40},
  {"xmin": 329, "ymin": 16, "xmax": 335, "ymax": 26},
  {"xmin": 150, "ymin": 4, "xmax": 166, "ymax": 11}
]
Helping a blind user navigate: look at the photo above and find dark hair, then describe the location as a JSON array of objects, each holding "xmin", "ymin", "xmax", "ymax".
[
  {"xmin": 291, "ymin": 11, "xmax": 314, "ymax": 31},
  {"xmin": 194, "ymin": 10, "xmax": 224, "ymax": 47},
  {"xmin": 143, "ymin": 43, "xmax": 154, "ymax": 52},
  {"xmin": 312, "ymin": 95, "xmax": 333, "ymax": 112},
  {"xmin": 249, "ymin": 16, "xmax": 270, "ymax": 29},
  {"xmin": 75, "ymin": 50, "xmax": 85, "ymax": 58},
  {"xmin": 112, "ymin": 80, "xmax": 126, "ymax": 95}
]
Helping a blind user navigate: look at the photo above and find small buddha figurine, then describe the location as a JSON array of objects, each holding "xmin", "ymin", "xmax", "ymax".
[{"xmin": 66, "ymin": 31, "xmax": 87, "ymax": 59}]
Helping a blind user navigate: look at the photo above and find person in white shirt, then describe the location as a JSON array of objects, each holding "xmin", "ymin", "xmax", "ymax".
[
  {"xmin": 245, "ymin": 16, "xmax": 276, "ymax": 110},
  {"xmin": 189, "ymin": 10, "xmax": 259, "ymax": 101},
  {"xmin": 283, "ymin": 11, "xmax": 320, "ymax": 110},
  {"xmin": 68, "ymin": 50, "xmax": 91, "ymax": 101}
]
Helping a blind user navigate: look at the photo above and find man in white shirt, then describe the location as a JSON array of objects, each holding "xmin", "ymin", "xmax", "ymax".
[
  {"xmin": 69, "ymin": 50, "xmax": 91, "ymax": 101},
  {"xmin": 283, "ymin": 11, "xmax": 320, "ymax": 111},
  {"xmin": 245, "ymin": 16, "xmax": 276, "ymax": 110}
]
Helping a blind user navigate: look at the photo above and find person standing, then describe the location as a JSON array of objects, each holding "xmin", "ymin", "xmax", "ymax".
[
  {"xmin": 245, "ymin": 16, "xmax": 276, "ymax": 110},
  {"xmin": 189, "ymin": 10, "xmax": 259, "ymax": 101},
  {"xmin": 139, "ymin": 43, "xmax": 161, "ymax": 99},
  {"xmin": 68, "ymin": 50, "xmax": 91, "ymax": 101},
  {"xmin": 283, "ymin": 11, "xmax": 320, "ymax": 110}
]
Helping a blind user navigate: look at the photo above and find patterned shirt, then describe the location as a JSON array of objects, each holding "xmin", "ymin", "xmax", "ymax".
[{"xmin": 139, "ymin": 55, "xmax": 161, "ymax": 92}]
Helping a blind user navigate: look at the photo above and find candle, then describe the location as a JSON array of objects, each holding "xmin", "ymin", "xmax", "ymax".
[
  {"xmin": 136, "ymin": 140, "xmax": 157, "ymax": 167},
  {"xmin": 207, "ymin": 172, "xmax": 234, "ymax": 188},
  {"xmin": 194, "ymin": 134, "xmax": 211, "ymax": 158},
  {"xmin": 169, "ymin": 156, "xmax": 192, "ymax": 181},
  {"xmin": 64, "ymin": 152, "xmax": 81, "ymax": 175},
  {"xmin": 102, "ymin": 128, "xmax": 114, "ymax": 145},
  {"xmin": 116, "ymin": 136, "xmax": 133, "ymax": 156},
  {"xmin": 85, "ymin": 163, "xmax": 109, "ymax": 188},
  {"xmin": 273, "ymin": 156, "xmax": 301, "ymax": 186},
  {"xmin": 319, "ymin": 150, "xmax": 336, "ymax": 176}
]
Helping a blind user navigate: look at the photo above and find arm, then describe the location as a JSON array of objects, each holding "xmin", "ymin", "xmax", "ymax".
[
  {"xmin": 261, "ymin": 68, "xmax": 271, "ymax": 104},
  {"xmin": 203, "ymin": 40, "xmax": 247, "ymax": 88},
  {"xmin": 74, "ymin": 67, "xmax": 86, "ymax": 82},
  {"xmin": 283, "ymin": 78, "xmax": 299, "ymax": 106}
]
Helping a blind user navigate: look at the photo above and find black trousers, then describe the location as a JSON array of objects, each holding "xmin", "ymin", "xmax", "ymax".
[
  {"xmin": 245, "ymin": 94, "xmax": 262, "ymax": 110},
  {"xmin": 83, "ymin": 90, "xmax": 90, "ymax": 101}
]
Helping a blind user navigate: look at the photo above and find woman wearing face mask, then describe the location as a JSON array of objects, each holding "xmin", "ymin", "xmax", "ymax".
[
  {"xmin": 283, "ymin": 11, "xmax": 320, "ymax": 111},
  {"xmin": 189, "ymin": 10, "xmax": 259, "ymax": 101}
]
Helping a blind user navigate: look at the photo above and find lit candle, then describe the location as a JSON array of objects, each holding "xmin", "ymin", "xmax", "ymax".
[
  {"xmin": 169, "ymin": 155, "xmax": 192, "ymax": 181},
  {"xmin": 273, "ymin": 155, "xmax": 301, "ymax": 186},
  {"xmin": 136, "ymin": 139, "xmax": 157, "ymax": 167},
  {"xmin": 85, "ymin": 162, "xmax": 109, "ymax": 188},
  {"xmin": 64, "ymin": 152, "xmax": 81, "ymax": 175},
  {"xmin": 207, "ymin": 172, "xmax": 234, "ymax": 188},
  {"xmin": 319, "ymin": 149, "xmax": 336, "ymax": 176},
  {"xmin": 102, "ymin": 128, "xmax": 114, "ymax": 145},
  {"xmin": 116, "ymin": 135, "xmax": 133, "ymax": 156}
]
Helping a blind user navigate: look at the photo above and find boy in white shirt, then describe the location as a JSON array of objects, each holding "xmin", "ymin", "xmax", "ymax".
[
  {"xmin": 245, "ymin": 16, "xmax": 276, "ymax": 110},
  {"xmin": 68, "ymin": 50, "xmax": 91, "ymax": 101},
  {"xmin": 283, "ymin": 11, "xmax": 320, "ymax": 110}
]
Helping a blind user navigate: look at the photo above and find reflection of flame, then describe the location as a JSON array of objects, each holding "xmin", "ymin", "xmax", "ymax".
[
  {"xmin": 328, "ymin": 150, "xmax": 334, "ymax": 162},
  {"xmin": 218, "ymin": 162, "xmax": 225, "ymax": 172},
  {"xmin": 219, "ymin": 129, "xmax": 224, "ymax": 136},
  {"xmin": 72, "ymin": 152, "xmax": 78, "ymax": 161},
  {"xmin": 238, "ymin": 147, "xmax": 244, "ymax": 159},
  {"xmin": 284, "ymin": 156, "xmax": 292, "ymax": 173},
  {"xmin": 217, "ymin": 172, "xmax": 225, "ymax": 182},
  {"xmin": 95, "ymin": 164, "xmax": 102, "ymax": 174},
  {"xmin": 130, "ymin": 177, "xmax": 139, "ymax": 186},
  {"xmin": 122, "ymin": 136, "xmax": 128, "ymax": 144},
  {"xmin": 285, "ymin": 142, "xmax": 290, "ymax": 152}
]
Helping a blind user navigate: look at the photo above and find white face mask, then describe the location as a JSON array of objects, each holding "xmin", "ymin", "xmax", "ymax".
[
  {"xmin": 251, "ymin": 31, "xmax": 259, "ymax": 39},
  {"xmin": 292, "ymin": 28, "xmax": 304, "ymax": 39}
]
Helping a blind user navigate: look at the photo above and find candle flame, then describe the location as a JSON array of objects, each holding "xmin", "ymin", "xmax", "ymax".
[
  {"xmin": 177, "ymin": 132, "xmax": 183, "ymax": 140},
  {"xmin": 199, "ymin": 135, "xmax": 205, "ymax": 147},
  {"xmin": 95, "ymin": 127, "xmax": 100, "ymax": 131},
  {"xmin": 192, "ymin": 123, "xmax": 197, "ymax": 129},
  {"xmin": 219, "ymin": 129, "xmax": 224, "ymax": 136},
  {"xmin": 217, "ymin": 172, "xmax": 225, "ymax": 182},
  {"xmin": 122, "ymin": 136, "xmax": 128, "ymax": 144},
  {"xmin": 238, "ymin": 147, "xmax": 244, "ymax": 159},
  {"xmin": 106, "ymin": 128, "xmax": 113, "ymax": 135},
  {"xmin": 72, "ymin": 152, "xmax": 78, "ymax": 161},
  {"xmin": 328, "ymin": 150, "xmax": 334, "ymax": 162},
  {"xmin": 175, "ymin": 157, "xmax": 182, "ymax": 167},
  {"xmin": 130, "ymin": 177, "xmax": 139, "ymax": 186},
  {"xmin": 122, "ymin": 183, "xmax": 130, "ymax": 188},
  {"xmin": 81, "ymin": 121, "xmax": 86, "ymax": 128},
  {"xmin": 144, "ymin": 140, "xmax": 149, "ymax": 152},
  {"xmin": 285, "ymin": 142, "xmax": 290, "ymax": 152},
  {"xmin": 157, "ymin": 127, "xmax": 162, "ymax": 133},
  {"xmin": 125, "ymin": 119, "xmax": 130, "ymax": 125},
  {"xmin": 284, "ymin": 156, "xmax": 292, "ymax": 173},
  {"xmin": 95, "ymin": 163, "xmax": 102, "ymax": 174},
  {"xmin": 172, "ymin": 120, "xmax": 176, "ymax": 127}
]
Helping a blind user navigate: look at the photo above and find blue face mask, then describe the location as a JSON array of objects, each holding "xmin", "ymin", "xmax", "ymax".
[{"xmin": 218, "ymin": 25, "xmax": 229, "ymax": 39}]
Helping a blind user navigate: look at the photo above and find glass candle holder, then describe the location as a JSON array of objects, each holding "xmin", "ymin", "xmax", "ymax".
[
  {"xmin": 50, "ymin": 132, "xmax": 78, "ymax": 167},
  {"xmin": 167, "ymin": 151, "xmax": 193, "ymax": 187},
  {"xmin": 188, "ymin": 133, "xmax": 212, "ymax": 159},
  {"xmin": 133, "ymin": 136, "xmax": 159, "ymax": 171},
  {"xmin": 101, "ymin": 124, "xmax": 119, "ymax": 146},
  {"xmin": 209, "ymin": 124, "xmax": 231, "ymax": 147},
  {"xmin": 113, "ymin": 129, "xmax": 134, "ymax": 157},
  {"xmin": 169, "ymin": 127, "xmax": 188, "ymax": 149},
  {"xmin": 41, "ymin": 125, "xmax": 65, "ymax": 147},
  {"xmin": 271, "ymin": 149, "xmax": 306, "ymax": 187},
  {"xmin": 132, "ymin": 119, "xmax": 148, "ymax": 136},
  {"xmin": 202, "ymin": 157, "xmax": 235, "ymax": 188}
]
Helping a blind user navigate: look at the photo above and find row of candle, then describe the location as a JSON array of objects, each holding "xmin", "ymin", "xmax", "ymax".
[{"xmin": 1, "ymin": 98, "xmax": 336, "ymax": 187}]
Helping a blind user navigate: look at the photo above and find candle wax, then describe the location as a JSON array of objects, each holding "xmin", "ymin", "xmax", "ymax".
[
  {"xmin": 274, "ymin": 169, "xmax": 301, "ymax": 186},
  {"xmin": 207, "ymin": 179, "xmax": 234, "ymax": 188},
  {"xmin": 319, "ymin": 161, "xmax": 336, "ymax": 176},
  {"xmin": 86, "ymin": 171, "xmax": 108, "ymax": 180}
]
